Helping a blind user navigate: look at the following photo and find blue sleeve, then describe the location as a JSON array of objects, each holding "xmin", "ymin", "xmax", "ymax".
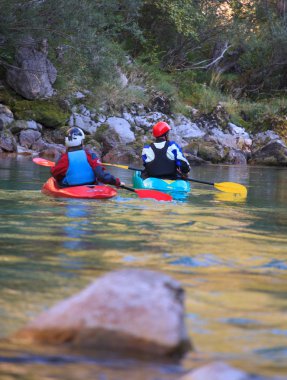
[
  {"xmin": 142, "ymin": 144, "xmax": 150, "ymax": 165},
  {"xmin": 94, "ymin": 166, "xmax": 117, "ymax": 185},
  {"xmin": 85, "ymin": 148, "xmax": 98, "ymax": 160},
  {"xmin": 169, "ymin": 141, "xmax": 190, "ymax": 173}
]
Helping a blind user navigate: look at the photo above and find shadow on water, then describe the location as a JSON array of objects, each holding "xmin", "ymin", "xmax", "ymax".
[{"xmin": 0, "ymin": 157, "xmax": 287, "ymax": 379}]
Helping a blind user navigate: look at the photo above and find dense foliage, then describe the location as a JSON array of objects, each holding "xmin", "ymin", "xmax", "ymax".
[{"xmin": 0, "ymin": 0, "xmax": 287, "ymax": 119}]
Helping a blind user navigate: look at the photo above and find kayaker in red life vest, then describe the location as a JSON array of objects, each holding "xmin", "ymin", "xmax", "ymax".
[
  {"xmin": 51, "ymin": 127, "xmax": 123, "ymax": 187},
  {"xmin": 141, "ymin": 121, "xmax": 191, "ymax": 179}
]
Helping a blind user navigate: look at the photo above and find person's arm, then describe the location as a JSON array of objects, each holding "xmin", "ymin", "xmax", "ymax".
[
  {"xmin": 86, "ymin": 150, "xmax": 122, "ymax": 186},
  {"xmin": 94, "ymin": 165, "xmax": 121, "ymax": 186},
  {"xmin": 50, "ymin": 153, "xmax": 69, "ymax": 181},
  {"xmin": 142, "ymin": 144, "xmax": 155, "ymax": 165},
  {"xmin": 168, "ymin": 142, "xmax": 190, "ymax": 174}
]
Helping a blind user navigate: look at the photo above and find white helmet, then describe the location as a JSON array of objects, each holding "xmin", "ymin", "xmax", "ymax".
[{"xmin": 65, "ymin": 127, "xmax": 85, "ymax": 148}]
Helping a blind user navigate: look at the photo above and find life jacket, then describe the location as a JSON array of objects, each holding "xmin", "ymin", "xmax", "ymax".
[
  {"xmin": 145, "ymin": 142, "xmax": 176, "ymax": 178},
  {"xmin": 63, "ymin": 150, "xmax": 96, "ymax": 186}
]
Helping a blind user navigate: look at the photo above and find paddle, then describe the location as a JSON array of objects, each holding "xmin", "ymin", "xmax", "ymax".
[
  {"xmin": 102, "ymin": 162, "xmax": 248, "ymax": 196},
  {"xmin": 32, "ymin": 158, "xmax": 172, "ymax": 201},
  {"xmin": 119, "ymin": 184, "xmax": 172, "ymax": 201},
  {"xmin": 33, "ymin": 157, "xmax": 55, "ymax": 167}
]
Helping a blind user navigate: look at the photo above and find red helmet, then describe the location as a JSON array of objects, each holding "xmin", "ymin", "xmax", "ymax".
[{"xmin": 152, "ymin": 121, "xmax": 171, "ymax": 138}]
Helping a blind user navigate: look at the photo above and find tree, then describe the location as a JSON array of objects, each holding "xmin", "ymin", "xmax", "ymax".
[{"xmin": 0, "ymin": 0, "xmax": 144, "ymax": 89}]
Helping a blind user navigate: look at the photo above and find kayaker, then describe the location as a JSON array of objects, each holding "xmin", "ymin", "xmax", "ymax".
[
  {"xmin": 51, "ymin": 127, "xmax": 123, "ymax": 187},
  {"xmin": 141, "ymin": 121, "xmax": 191, "ymax": 179}
]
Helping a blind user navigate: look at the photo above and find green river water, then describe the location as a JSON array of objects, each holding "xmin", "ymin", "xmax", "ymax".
[{"xmin": 0, "ymin": 155, "xmax": 286, "ymax": 380}]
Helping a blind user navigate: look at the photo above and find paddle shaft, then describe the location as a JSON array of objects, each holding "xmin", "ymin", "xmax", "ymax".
[
  {"xmin": 183, "ymin": 177, "xmax": 214, "ymax": 186},
  {"xmin": 120, "ymin": 184, "xmax": 138, "ymax": 193},
  {"xmin": 102, "ymin": 162, "xmax": 247, "ymax": 195},
  {"xmin": 110, "ymin": 164, "xmax": 216, "ymax": 186}
]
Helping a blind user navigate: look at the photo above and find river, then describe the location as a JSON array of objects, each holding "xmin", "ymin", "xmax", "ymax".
[{"xmin": 0, "ymin": 155, "xmax": 286, "ymax": 380}]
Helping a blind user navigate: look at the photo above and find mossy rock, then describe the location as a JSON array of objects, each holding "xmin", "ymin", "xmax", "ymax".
[
  {"xmin": 258, "ymin": 115, "xmax": 287, "ymax": 144},
  {"xmin": 10, "ymin": 99, "xmax": 70, "ymax": 128},
  {"xmin": 0, "ymin": 87, "xmax": 20, "ymax": 105},
  {"xmin": 229, "ymin": 115, "xmax": 252, "ymax": 131},
  {"xmin": 0, "ymin": 87, "xmax": 70, "ymax": 128},
  {"xmin": 132, "ymin": 137, "xmax": 146, "ymax": 154},
  {"xmin": 186, "ymin": 140, "xmax": 224, "ymax": 163}
]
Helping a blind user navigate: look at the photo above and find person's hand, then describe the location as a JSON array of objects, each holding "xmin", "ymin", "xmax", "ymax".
[
  {"xmin": 115, "ymin": 178, "xmax": 124, "ymax": 187},
  {"xmin": 177, "ymin": 168, "xmax": 188, "ymax": 178}
]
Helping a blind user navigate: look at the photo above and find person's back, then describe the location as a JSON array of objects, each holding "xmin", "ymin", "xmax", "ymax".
[
  {"xmin": 51, "ymin": 127, "xmax": 122, "ymax": 187},
  {"xmin": 64, "ymin": 147, "xmax": 95, "ymax": 186},
  {"xmin": 142, "ymin": 121, "xmax": 190, "ymax": 179}
]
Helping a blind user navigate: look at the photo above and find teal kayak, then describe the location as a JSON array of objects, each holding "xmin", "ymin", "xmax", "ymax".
[{"xmin": 132, "ymin": 171, "xmax": 190, "ymax": 200}]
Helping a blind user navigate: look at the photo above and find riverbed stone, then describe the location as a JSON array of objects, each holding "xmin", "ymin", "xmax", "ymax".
[
  {"xmin": 14, "ymin": 269, "xmax": 192, "ymax": 357},
  {"xmin": 179, "ymin": 362, "xmax": 247, "ymax": 380},
  {"xmin": 179, "ymin": 361, "xmax": 283, "ymax": 380}
]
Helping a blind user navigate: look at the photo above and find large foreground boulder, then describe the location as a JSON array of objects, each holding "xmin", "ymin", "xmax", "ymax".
[{"xmin": 13, "ymin": 269, "xmax": 192, "ymax": 357}]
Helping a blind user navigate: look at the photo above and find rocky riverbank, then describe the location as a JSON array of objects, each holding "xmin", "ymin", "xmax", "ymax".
[
  {"xmin": 1, "ymin": 98, "xmax": 287, "ymax": 167},
  {"xmin": 1, "ymin": 36, "xmax": 286, "ymax": 167}
]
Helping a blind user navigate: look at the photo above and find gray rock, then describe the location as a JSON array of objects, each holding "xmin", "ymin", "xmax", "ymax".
[
  {"xmin": 6, "ymin": 36, "xmax": 57, "ymax": 99},
  {"xmin": 106, "ymin": 117, "xmax": 135, "ymax": 143},
  {"xmin": 171, "ymin": 115, "xmax": 205, "ymax": 143},
  {"xmin": 69, "ymin": 112, "xmax": 100, "ymax": 134},
  {"xmin": 19, "ymin": 129, "xmax": 41, "ymax": 149},
  {"xmin": 0, "ymin": 130, "xmax": 17, "ymax": 152},
  {"xmin": 251, "ymin": 131, "xmax": 281, "ymax": 152},
  {"xmin": 227, "ymin": 122, "xmax": 250, "ymax": 138},
  {"xmin": 10, "ymin": 120, "xmax": 42, "ymax": 134},
  {"xmin": 179, "ymin": 361, "xmax": 284, "ymax": 380},
  {"xmin": 180, "ymin": 362, "xmax": 246, "ymax": 380},
  {"xmin": 225, "ymin": 149, "xmax": 248, "ymax": 165},
  {"xmin": 0, "ymin": 104, "xmax": 14, "ymax": 127},
  {"xmin": 13, "ymin": 269, "xmax": 192, "ymax": 357},
  {"xmin": 250, "ymin": 140, "xmax": 287, "ymax": 166},
  {"xmin": 134, "ymin": 112, "xmax": 169, "ymax": 134}
]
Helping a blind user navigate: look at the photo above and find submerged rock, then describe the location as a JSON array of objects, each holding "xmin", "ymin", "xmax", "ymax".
[
  {"xmin": 13, "ymin": 269, "xmax": 192, "ymax": 358},
  {"xmin": 180, "ymin": 362, "xmax": 246, "ymax": 380},
  {"xmin": 179, "ymin": 361, "xmax": 282, "ymax": 380}
]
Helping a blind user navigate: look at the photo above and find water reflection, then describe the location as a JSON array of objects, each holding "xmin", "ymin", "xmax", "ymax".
[
  {"xmin": 62, "ymin": 203, "xmax": 91, "ymax": 250},
  {"xmin": 0, "ymin": 158, "xmax": 287, "ymax": 379}
]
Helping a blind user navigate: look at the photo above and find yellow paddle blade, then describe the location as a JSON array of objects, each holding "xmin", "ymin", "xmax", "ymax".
[
  {"xmin": 214, "ymin": 192, "xmax": 247, "ymax": 203},
  {"xmin": 214, "ymin": 182, "xmax": 248, "ymax": 196},
  {"xmin": 102, "ymin": 162, "xmax": 129, "ymax": 169}
]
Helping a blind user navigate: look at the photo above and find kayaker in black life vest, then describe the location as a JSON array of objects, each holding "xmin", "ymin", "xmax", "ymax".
[
  {"xmin": 51, "ymin": 127, "xmax": 123, "ymax": 187},
  {"xmin": 141, "ymin": 121, "xmax": 191, "ymax": 179}
]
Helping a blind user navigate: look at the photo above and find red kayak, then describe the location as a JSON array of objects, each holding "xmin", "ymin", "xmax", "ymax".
[{"xmin": 42, "ymin": 177, "xmax": 117, "ymax": 199}]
